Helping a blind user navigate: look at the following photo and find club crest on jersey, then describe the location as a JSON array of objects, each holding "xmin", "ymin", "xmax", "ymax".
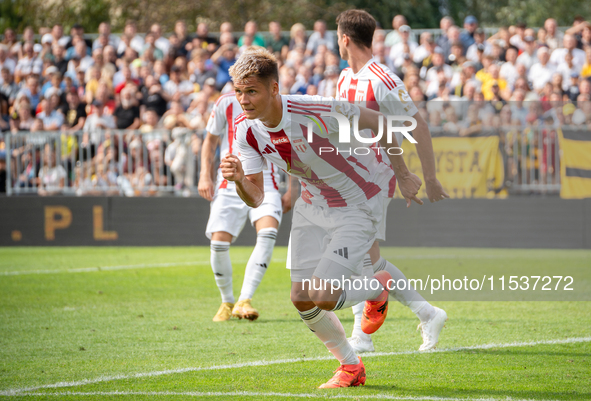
[{"xmin": 292, "ymin": 138, "xmax": 307, "ymax": 153}]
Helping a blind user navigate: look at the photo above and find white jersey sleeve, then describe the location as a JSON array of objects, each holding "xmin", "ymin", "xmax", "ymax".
[
  {"xmin": 235, "ymin": 117, "xmax": 267, "ymax": 176},
  {"xmin": 205, "ymin": 97, "xmax": 229, "ymax": 137}
]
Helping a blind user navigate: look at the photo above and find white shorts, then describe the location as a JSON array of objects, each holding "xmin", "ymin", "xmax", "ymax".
[
  {"xmin": 376, "ymin": 196, "xmax": 392, "ymax": 242},
  {"xmin": 205, "ymin": 191, "xmax": 283, "ymax": 242},
  {"xmin": 288, "ymin": 195, "xmax": 384, "ymax": 282}
]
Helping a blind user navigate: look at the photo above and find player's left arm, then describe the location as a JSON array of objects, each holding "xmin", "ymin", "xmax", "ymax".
[
  {"xmin": 378, "ymin": 80, "xmax": 450, "ymax": 204},
  {"xmin": 408, "ymin": 111, "xmax": 450, "ymax": 203},
  {"xmin": 356, "ymin": 106, "xmax": 423, "ymax": 207}
]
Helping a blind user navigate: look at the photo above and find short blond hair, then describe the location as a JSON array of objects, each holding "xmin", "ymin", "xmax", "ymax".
[{"xmin": 229, "ymin": 47, "xmax": 278, "ymax": 85}]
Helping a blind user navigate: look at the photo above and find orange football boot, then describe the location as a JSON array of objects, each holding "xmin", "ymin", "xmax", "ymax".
[
  {"xmin": 361, "ymin": 271, "xmax": 392, "ymax": 334},
  {"xmin": 318, "ymin": 357, "xmax": 366, "ymax": 388}
]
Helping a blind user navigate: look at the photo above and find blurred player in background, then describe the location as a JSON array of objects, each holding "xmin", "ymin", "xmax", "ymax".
[
  {"xmin": 222, "ymin": 47, "xmax": 424, "ymax": 388},
  {"xmin": 335, "ymin": 9, "xmax": 449, "ymax": 353},
  {"xmin": 199, "ymin": 89, "xmax": 291, "ymax": 322}
]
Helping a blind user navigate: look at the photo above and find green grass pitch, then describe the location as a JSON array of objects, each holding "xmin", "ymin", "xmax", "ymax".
[{"xmin": 0, "ymin": 247, "xmax": 590, "ymax": 400}]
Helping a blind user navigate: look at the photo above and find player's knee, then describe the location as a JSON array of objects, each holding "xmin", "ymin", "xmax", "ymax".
[
  {"xmin": 313, "ymin": 299, "xmax": 337, "ymax": 311},
  {"xmin": 308, "ymin": 288, "xmax": 337, "ymax": 311},
  {"xmin": 291, "ymin": 284, "xmax": 313, "ymax": 310}
]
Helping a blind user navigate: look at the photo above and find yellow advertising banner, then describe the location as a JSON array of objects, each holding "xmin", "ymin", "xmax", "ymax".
[
  {"xmin": 559, "ymin": 128, "xmax": 591, "ymax": 199},
  {"xmin": 396, "ymin": 136, "xmax": 506, "ymax": 199}
]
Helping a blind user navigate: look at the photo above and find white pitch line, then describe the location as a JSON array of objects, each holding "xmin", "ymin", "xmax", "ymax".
[
  {"xmin": 4, "ymin": 252, "xmax": 587, "ymax": 276},
  {"xmin": 0, "ymin": 391, "xmax": 560, "ymax": 401},
  {"xmin": 1, "ymin": 337, "xmax": 589, "ymax": 396},
  {"xmin": 0, "ymin": 259, "xmax": 284, "ymax": 276}
]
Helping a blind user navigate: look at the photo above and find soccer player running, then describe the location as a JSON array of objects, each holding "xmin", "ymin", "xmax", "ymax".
[
  {"xmin": 199, "ymin": 90, "xmax": 290, "ymax": 322},
  {"xmin": 334, "ymin": 10, "xmax": 450, "ymax": 353},
  {"xmin": 221, "ymin": 47, "xmax": 423, "ymax": 388}
]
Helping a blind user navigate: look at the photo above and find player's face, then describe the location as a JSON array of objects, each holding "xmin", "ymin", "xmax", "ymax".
[
  {"xmin": 234, "ymin": 77, "xmax": 275, "ymax": 120},
  {"xmin": 336, "ymin": 26, "xmax": 349, "ymax": 61}
]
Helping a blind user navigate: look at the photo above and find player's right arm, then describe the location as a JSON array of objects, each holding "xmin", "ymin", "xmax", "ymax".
[
  {"xmin": 198, "ymin": 133, "xmax": 220, "ymax": 201},
  {"xmin": 221, "ymin": 154, "xmax": 264, "ymax": 208},
  {"xmin": 229, "ymin": 121, "xmax": 268, "ymax": 208}
]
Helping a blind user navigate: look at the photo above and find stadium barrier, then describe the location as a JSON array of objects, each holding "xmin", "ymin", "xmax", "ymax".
[
  {"xmin": 0, "ymin": 197, "xmax": 589, "ymax": 248},
  {"xmin": 4, "ymin": 128, "xmax": 200, "ymax": 197},
  {"xmin": 1, "ymin": 123, "xmax": 575, "ymax": 198}
]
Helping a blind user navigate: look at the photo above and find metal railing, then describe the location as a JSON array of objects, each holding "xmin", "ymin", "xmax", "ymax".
[
  {"xmin": 3, "ymin": 128, "xmax": 199, "ymax": 197},
  {"xmin": 0, "ymin": 121, "xmax": 584, "ymax": 197}
]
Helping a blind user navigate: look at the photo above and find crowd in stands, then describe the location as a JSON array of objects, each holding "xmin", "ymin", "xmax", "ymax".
[{"xmin": 0, "ymin": 14, "xmax": 590, "ymax": 195}]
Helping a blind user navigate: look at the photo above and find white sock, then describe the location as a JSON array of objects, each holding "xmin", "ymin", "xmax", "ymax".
[
  {"xmin": 299, "ymin": 307, "xmax": 359, "ymax": 365},
  {"xmin": 351, "ymin": 255, "xmax": 373, "ymax": 339},
  {"xmin": 239, "ymin": 228, "xmax": 277, "ymax": 301},
  {"xmin": 210, "ymin": 240, "xmax": 234, "ymax": 304},
  {"xmin": 373, "ymin": 257, "xmax": 436, "ymax": 323}
]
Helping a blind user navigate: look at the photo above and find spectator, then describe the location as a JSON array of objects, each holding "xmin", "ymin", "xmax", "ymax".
[
  {"xmin": 544, "ymin": 18, "xmax": 564, "ymax": 52},
  {"xmin": 466, "ymin": 28, "xmax": 492, "ymax": 62},
  {"xmin": 93, "ymin": 22, "xmax": 120, "ymax": 51},
  {"xmin": 17, "ymin": 75, "xmax": 41, "ymax": 111},
  {"xmin": 306, "ymin": 20, "xmax": 335, "ymax": 56},
  {"xmin": 113, "ymin": 87, "xmax": 141, "ymax": 130},
  {"xmin": 509, "ymin": 22, "xmax": 527, "ymax": 51},
  {"xmin": 500, "ymin": 47, "xmax": 520, "ymax": 89},
  {"xmin": 1, "ymin": 67, "xmax": 19, "ymax": 104},
  {"xmin": 550, "ymin": 34, "xmax": 586, "ymax": 71},
  {"xmin": 142, "ymin": 75, "xmax": 167, "ymax": 117},
  {"xmin": 267, "ymin": 21, "xmax": 289, "ymax": 58},
  {"xmin": 38, "ymin": 144, "xmax": 67, "ymax": 196},
  {"xmin": 557, "ymin": 52, "xmax": 581, "ymax": 91},
  {"xmin": 37, "ymin": 94, "xmax": 64, "ymax": 131},
  {"xmin": 114, "ymin": 65, "xmax": 140, "ymax": 95},
  {"xmin": 238, "ymin": 21, "xmax": 266, "ymax": 47},
  {"xmin": 163, "ymin": 65, "xmax": 194, "ymax": 108},
  {"xmin": 384, "ymin": 15, "xmax": 407, "ymax": 48},
  {"xmin": 516, "ymin": 35, "xmax": 539, "ymax": 71},
  {"xmin": 0, "ymin": 44, "xmax": 16, "ymax": 78},
  {"xmin": 436, "ymin": 16, "xmax": 455, "ymax": 54},
  {"xmin": 172, "ymin": 20, "xmax": 190, "ymax": 58},
  {"xmin": 84, "ymin": 99, "xmax": 115, "ymax": 146},
  {"xmin": 413, "ymin": 32, "xmax": 434, "ymax": 65},
  {"xmin": 581, "ymin": 47, "xmax": 591, "ymax": 78},
  {"xmin": 211, "ymin": 43, "xmax": 237, "ymax": 90},
  {"xmin": 190, "ymin": 49, "xmax": 217, "ymax": 89},
  {"xmin": 150, "ymin": 23, "xmax": 171, "ymax": 55},
  {"xmin": 389, "ymin": 25, "xmax": 417, "ymax": 64},
  {"xmin": 140, "ymin": 108, "xmax": 161, "ymax": 132},
  {"xmin": 440, "ymin": 26, "xmax": 461, "ymax": 58},
  {"xmin": 193, "ymin": 22, "xmax": 219, "ymax": 53},
  {"xmin": 62, "ymin": 90, "xmax": 87, "ymax": 130},
  {"xmin": 141, "ymin": 33, "xmax": 165, "ymax": 61},
  {"xmin": 529, "ymin": 47, "xmax": 556, "ymax": 92},
  {"xmin": 289, "ymin": 23, "xmax": 307, "ymax": 51},
  {"xmin": 460, "ymin": 15, "xmax": 479, "ymax": 53},
  {"xmin": 10, "ymin": 96, "xmax": 36, "ymax": 132},
  {"xmin": 15, "ymin": 42, "xmax": 43, "ymax": 81}
]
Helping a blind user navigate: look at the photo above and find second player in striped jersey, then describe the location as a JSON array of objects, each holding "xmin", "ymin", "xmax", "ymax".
[
  {"xmin": 335, "ymin": 9, "xmax": 450, "ymax": 353},
  {"xmin": 199, "ymin": 90, "xmax": 289, "ymax": 322}
]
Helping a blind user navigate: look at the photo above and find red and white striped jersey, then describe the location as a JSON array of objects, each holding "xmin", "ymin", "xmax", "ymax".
[
  {"xmin": 234, "ymin": 95, "xmax": 393, "ymax": 208},
  {"xmin": 206, "ymin": 93, "xmax": 280, "ymax": 195},
  {"xmin": 336, "ymin": 58, "xmax": 418, "ymax": 197}
]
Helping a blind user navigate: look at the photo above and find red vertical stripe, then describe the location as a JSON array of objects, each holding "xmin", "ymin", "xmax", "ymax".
[
  {"xmin": 388, "ymin": 175, "xmax": 397, "ymax": 198},
  {"xmin": 246, "ymin": 127, "xmax": 263, "ymax": 156},
  {"xmin": 270, "ymin": 163, "xmax": 279, "ymax": 190},
  {"xmin": 347, "ymin": 78, "xmax": 358, "ymax": 102},
  {"xmin": 226, "ymin": 102, "xmax": 234, "ymax": 154}
]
